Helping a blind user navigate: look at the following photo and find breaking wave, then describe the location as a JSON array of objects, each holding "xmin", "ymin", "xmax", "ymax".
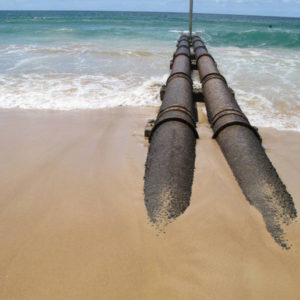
[{"xmin": 0, "ymin": 73, "xmax": 166, "ymax": 110}]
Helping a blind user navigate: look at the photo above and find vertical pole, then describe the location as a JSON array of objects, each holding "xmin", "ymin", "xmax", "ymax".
[{"xmin": 189, "ymin": 0, "xmax": 193, "ymax": 38}]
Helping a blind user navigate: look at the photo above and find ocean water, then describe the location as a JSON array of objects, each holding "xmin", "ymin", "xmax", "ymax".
[{"xmin": 0, "ymin": 11, "xmax": 299, "ymax": 130}]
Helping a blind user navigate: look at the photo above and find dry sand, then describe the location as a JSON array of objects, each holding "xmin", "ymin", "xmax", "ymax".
[{"xmin": 0, "ymin": 107, "xmax": 300, "ymax": 299}]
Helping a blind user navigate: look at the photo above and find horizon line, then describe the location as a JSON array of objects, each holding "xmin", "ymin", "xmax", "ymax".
[{"xmin": 0, "ymin": 9, "xmax": 299, "ymax": 19}]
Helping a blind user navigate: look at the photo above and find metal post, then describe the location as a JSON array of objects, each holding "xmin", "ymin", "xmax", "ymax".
[{"xmin": 189, "ymin": 0, "xmax": 193, "ymax": 37}]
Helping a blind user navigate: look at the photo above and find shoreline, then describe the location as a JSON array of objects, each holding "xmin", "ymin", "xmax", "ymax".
[
  {"xmin": 1, "ymin": 107, "xmax": 300, "ymax": 133},
  {"xmin": 0, "ymin": 107, "xmax": 299, "ymax": 299}
]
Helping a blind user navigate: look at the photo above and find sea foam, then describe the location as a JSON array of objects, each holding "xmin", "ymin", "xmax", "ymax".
[
  {"xmin": 0, "ymin": 11, "xmax": 299, "ymax": 131},
  {"xmin": 0, "ymin": 73, "xmax": 165, "ymax": 110}
]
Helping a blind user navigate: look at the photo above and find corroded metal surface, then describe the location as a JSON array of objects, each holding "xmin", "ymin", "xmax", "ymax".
[
  {"xmin": 144, "ymin": 36, "xmax": 197, "ymax": 228},
  {"xmin": 192, "ymin": 35, "xmax": 297, "ymax": 248}
]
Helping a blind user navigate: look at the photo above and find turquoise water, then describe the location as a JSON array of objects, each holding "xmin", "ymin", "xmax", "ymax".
[
  {"xmin": 0, "ymin": 11, "xmax": 299, "ymax": 130},
  {"xmin": 1, "ymin": 11, "xmax": 299, "ymax": 48}
]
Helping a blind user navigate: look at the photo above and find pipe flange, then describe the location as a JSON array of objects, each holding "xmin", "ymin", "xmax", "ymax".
[
  {"xmin": 193, "ymin": 39, "xmax": 206, "ymax": 46},
  {"xmin": 167, "ymin": 72, "xmax": 193, "ymax": 87},
  {"xmin": 192, "ymin": 37, "xmax": 204, "ymax": 44},
  {"xmin": 150, "ymin": 117, "xmax": 199, "ymax": 141},
  {"xmin": 201, "ymin": 72, "xmax": 227, "ymax": 87},
  {"xmin": 211, "ymin": 108, "xmax": 248, "ymax": 127},
  {"xmin": 157, "ymin": 105, "xmax": 196, "ymax": 125},
  {"xmin": 173, "ymin": 51, "xmax": 190, "ymax": 60},
  {"xmin": 178, "ymin": 35, "xmax": 189, "ymax": 40},
  {"xmin": 150, "ymin": 104, "xmax": 199, "ymax": 140},
  {"xmin": 196, "ymin": 53, "xmax": 216, "ymax": 65},
  {"xmin": 194, "ymin": 44, "xmax": 207, "ymax": 52},
  {"xmin": 212, "ymin": 121, "xmax": 262, "ymax": 142},
  {"xmin": 211, "ymin": 109, "xmax": 261, "ymax": 142},
  {"xmin": 177, "ymin": 38, "xmax": 190, "ymax": 44},
  {"xmin": 176, "ymin": 44, "xmax": 190, "ymax": 50},
  {"xmin": 177, "ymin": 39, "xmax": 190, "ymax": 45}
]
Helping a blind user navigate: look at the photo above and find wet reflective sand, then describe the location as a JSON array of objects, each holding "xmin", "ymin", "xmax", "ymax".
[{"xmin": 0, "ymin": 107, "xmax": 299, "ymax": 299}]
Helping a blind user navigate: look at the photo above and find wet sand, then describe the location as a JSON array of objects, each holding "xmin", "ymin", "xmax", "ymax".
[{"xmin": 0, "ymin": 107, "xmax": 300, "ymax": 299}]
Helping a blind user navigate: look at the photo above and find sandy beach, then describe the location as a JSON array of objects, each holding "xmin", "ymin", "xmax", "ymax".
[{"xmin": 0, "ymin": 107, "xmax": 300, "ymax": 299}]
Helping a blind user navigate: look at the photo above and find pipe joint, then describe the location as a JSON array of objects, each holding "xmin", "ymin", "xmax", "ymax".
[
  {"xmin": 193, "ymin": 39, "xmax": 206, "ymax": 48},
  {"xmin": 176, "ymin": 44, "xmax": 190, "ymax": 50},
  {"xmin": 192, "ymin": 37, "xmax": 204, "ymax": 44},
  {"xmin": 173, "ymin": 46, "xmax": 190, "ymax": 60},
  {"xmin": 201, "ymin": 72, "xmax": 227, "ymax": 87},
  {"xmin": 196, "ymin": 53, "xmax": 216, "ymax": 65},
  {"xmin": 167, "ymin": 72, "xmax": 193, "ymax": 87},
  {"xmin": 178, "ymin": 35, "xmax": 189, "ymax": 43},
  {"xmin": 211, "ymin": 108, "xmax": 261, "ymax": 141},
  {"xmin": 177, "ymin": 39, "xmax": 190, "ymax": 45},
  {"xmin": 150, "ymin": 104, "xmax": 199, "ymax": 141},
  {"xmin": 194, "ymin": 45, "xmax": 207, "ymax": 52}
]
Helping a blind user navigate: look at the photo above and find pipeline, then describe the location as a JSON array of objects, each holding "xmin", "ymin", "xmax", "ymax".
[
  {"xmin": 192, "ymin": 35, "xmax": 297, "ymax": 249},
  {"xmin": 144, "ymin": 35, "xmax": 198, "ymax": 228}
]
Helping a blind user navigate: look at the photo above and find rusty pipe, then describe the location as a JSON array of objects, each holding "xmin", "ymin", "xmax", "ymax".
[
  {"xmin": 144, "ymin": 36, "xmax": 198, "ymax": 227},
  {"xmin": 192, "ymin": 35, "xmax": 297, "ymax": 248}
]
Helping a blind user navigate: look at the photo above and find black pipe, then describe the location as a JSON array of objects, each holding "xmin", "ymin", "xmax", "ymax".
[
  {"xmin": 192, "ymin": 36, "xmax": 297, "ymax": 248},
  {"xmin": 144, "ymin": 36, "xmax": 198, "ymax": 228}
]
